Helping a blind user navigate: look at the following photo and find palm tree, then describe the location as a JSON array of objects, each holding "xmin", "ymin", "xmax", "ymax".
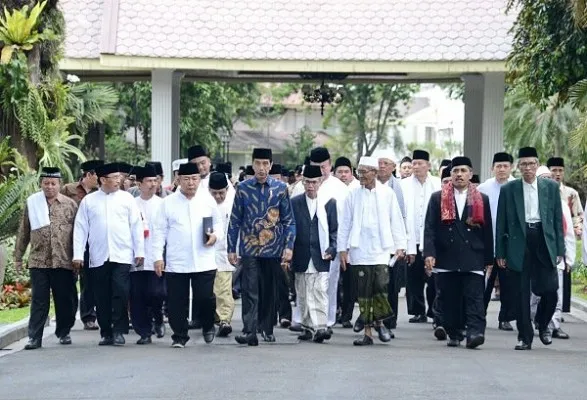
[{"xmin": 504, "ymin": 89, "xmax": 579, "ymax": 157}]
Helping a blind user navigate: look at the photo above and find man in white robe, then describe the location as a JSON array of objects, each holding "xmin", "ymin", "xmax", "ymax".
[
  {"xmin": 208, "ymin": 172, "xmax": 236, "ymax": 337},
  {"xmin": 400, "ymin": 150, "xmax": 441, "ymax": 323},
  {"xmin": 129, "ymin": 165, "xmax": 166, "ymax": 345},
  {"xmin": 73, "ymin": 163, "xmax": 145, "ymax": 346},
  {"xmin": 338, "ymin": 157, "xmax": 407, "ymax": 346},
  {"xmin": 152, "ymin": 163, "xmax": 222, "ymax": 348},
  {"xmin": 310, "ymin": 147, "xmax": 349, "ymax": 333},
  {"xmin": 478, "ymin": 152, "xmax": 516, "ymax": 331}
]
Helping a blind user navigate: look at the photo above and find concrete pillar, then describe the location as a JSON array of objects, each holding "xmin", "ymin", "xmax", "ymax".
[
  {"xmin": 151, "ymin": 69, "xmax": 182, "ymax": 185},
  {"xmin": 462, "ymin": 72, "xmax": 505, "ymax": 181}
]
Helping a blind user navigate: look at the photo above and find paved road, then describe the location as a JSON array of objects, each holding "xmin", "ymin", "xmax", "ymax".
[{"xmin": 1, "ymin": 298, "xmax": 586, "ymax": 400}]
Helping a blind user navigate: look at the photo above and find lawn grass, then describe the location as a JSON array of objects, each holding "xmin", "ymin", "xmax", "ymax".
[
  {"xmin": 0, "ymin": 302, "xmax": 54, "ymax": 324},
  {"xmin": 572, "ymin": 283, "xmax": 587, "ymax": 302},
  {"xmin": 0, "ymin": 306, "xmax": 30, "ymax": 324}
]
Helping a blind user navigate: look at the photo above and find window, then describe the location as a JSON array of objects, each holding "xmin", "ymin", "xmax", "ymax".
[{"xmin": 425, "ymin": 126, "xmax": 436, "ymax": 143}]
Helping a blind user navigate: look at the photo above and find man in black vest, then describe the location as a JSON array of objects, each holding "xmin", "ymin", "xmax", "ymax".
[
  {"xmin": 289, "ymin": 165, "xmax": 338, "ymax": 342},
  {"xmin": 423, "ymin": 156, "xmax": 493, "ymax": 348}
]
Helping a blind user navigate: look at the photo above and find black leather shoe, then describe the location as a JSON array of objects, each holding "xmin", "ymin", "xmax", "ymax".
[
  {"xmin": 154, "ymin": 324, "xmax": 165, "ymax": 338},
  {"xmin": 313, "ymin": 329, "xmax": 330, "ymax": 343},
  {"xmin": 113, "ymin": 333, "xmax": 125, "ymax": 346},
  {"xmin": 353, "ymin": 319, "xmax": 365, "ymax": 333},
  {"xmin": 515, "ymin": 341, "xmax": 532, "ymax": 350},
  {"xmin": 539, "ymin": 330, "xmax": 552, "ymax": 346},
  {"xmin": 262, "ymin": 332, "xmax": 276, "ymax": 342},
  {"xmin": 99, "ymin": 337, "xmax": 114, "ymax": 346},
  {"xmin": 409, "ymin": 315, "xmax": 427, "ymax": 323},
  {"xmin": 447, "ymin": 338, "xmax": 460, "ymax": 347},
  {"xmin": 298, "ymin": 330, "xmax": 313, "ymax": 341},
  {"xmin": 59, "ymin": 335, "xmax": 72, "ymax": 345},
  {"xmin": 203, "ymin": 327, "xmax": 216, "ymax": 344},
  {"xmin": 434, "ymin": 326, "xmax": 447, "ymax": 341},
  {"xmin": 466, "ymin": 334, "xmax": 485, "ymax": 349},
  {"xmin": 235, "ymin": 333, "xmax": 259, "ymax": 346},
  {"xmin": 136, "ymin": 336, "xmax": 152, "ymax": 345},
  {"xmin": 326, "ymin": 326, "xmax": 333, "ymax": 336},
  {"xmin": 499, "ymin": 321, "xmax": 514, "ymax": 331},
  {"xmin": 386, "ymin": 320, "xmax": 397, "ymax": 330},
  {"xmin": 218, "ymin": 322, "xmax": 233, "ymax": 337},
  {"xmin": 24, "ymin": 338, "xmax": 41, "ymax": 350},
  {"xmin": 552, "ymin": 328, "xmax": 569, "ymax": 339},
  {"xmin": 279, "ymin": 319, "xmax": 291, "ymax": 329},
  {"xmin": 353, "ymin": 335, "xmax": 374, "ymax": 346},
  {"xmin": 375, "ymin": 325, "xmax": 392, "ymax": 342},
  {"xmin": 289, "ymin": 323, "xmax": 303, "ymax": 332},
  {"xmin": 341, "ymin": 321, "xmax": 353, "ymax": 329},
  {"xmin": 188, "ymin": 319, "xmax": 202, "ymax": 330}
]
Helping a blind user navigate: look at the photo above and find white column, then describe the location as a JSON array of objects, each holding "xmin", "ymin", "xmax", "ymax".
[
  {"xmin": 151, "ymin": 69, "xmax": 182, "ymax": 185},
  {"xmin": 462, "ymin": 72, "xmax": 505, "ymax": 181}
]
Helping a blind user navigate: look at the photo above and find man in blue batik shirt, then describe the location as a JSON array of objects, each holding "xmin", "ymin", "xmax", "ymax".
[{"xmin": 228, "ymin": 148, "xmax": 296, "ymax": 346}]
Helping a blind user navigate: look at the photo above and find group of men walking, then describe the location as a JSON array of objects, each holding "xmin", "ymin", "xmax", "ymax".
[{"xmin": 14, "ymin": 141, "xmax": 583, "ymax": 351}]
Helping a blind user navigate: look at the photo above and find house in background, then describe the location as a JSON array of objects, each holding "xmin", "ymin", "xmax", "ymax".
[{"xmin": 229, "ymin": 91, "xmax": 336, "ymax": 170}]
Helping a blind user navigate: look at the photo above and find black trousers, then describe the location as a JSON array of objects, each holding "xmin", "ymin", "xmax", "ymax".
[
  {"xmin": 241, "ymin": 257, "xmax": 278, "ymax": 335},
  {"xmin": 484, "ymin": 261, "xmax": 516, "ymax": 322},
  {"xmin": 29, "ymin": 268, "xmax": 76, "ymax": 340},
  {"xmin": 406, "ymin": 246, "xmax": 435, "ymax": 316},
  {"xmin": 167, "ymin": 271, "xmax": 216, "ymax": 343},
  {"xmin": 275, "ymin": 263, "xmax": 292, "ymax": 322},
  {"xmin": 436, "ymin": 272, "xmax": 486, "ymax": 340},
  {"xmin": 89, "ymin": 262, "xmax": 131, "ymax": 338},
  {"xmin": 340, "ymin": 265, "xmax": 356, "ymax": 323},
  {"xmin": 430, "ymin": 274, "xmax": 444, "ymax": 327},
  {"xmin": 130, "ymin": 271, "xmax": 167, "ymax": 337},
  {"xmin": 514, "ymin": 226, "xmax": 558, "ymax": 345},
  {"xmin": 386, "ymin": 265, "xmax": 400, "ymax": 327},
  {"xmin": 562, "ymin": 270, "xmax": 571, "ymax": 313}
]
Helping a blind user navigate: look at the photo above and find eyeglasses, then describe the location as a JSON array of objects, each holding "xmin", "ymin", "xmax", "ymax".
[{"xmin": 519, "ymin": 161, "xmax": 537, "ymax": 168}]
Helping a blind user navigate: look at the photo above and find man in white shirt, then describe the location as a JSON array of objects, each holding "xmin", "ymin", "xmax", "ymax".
[
  {"xmin": 290, "ymin": 165, "xmax": 338, "ymax": 343},
  {"xmin": 129, "ymin": 165, "xmax": 165, "ymax": 345},
  {"xmin": 208, "ymin": 172, "xmax": 236, "ymax": 338},
  {"xmin": 399, "ymin": 156, "xmax": 413, "ymax": 179},
  {"xmin": 152, "ymin": 163, "xmax": 222, "ymax": 348},
  {"xmin": 338, "ymin": 156, "xmax": 407, "ymax": 346},
  {"xmin": 496, "ymin": 147, "xmax": 564, "ymax": 351},
  {"xmin": 478, "ymin": 152, "xmax": 516, "ymax": 332},
  {"xmin": 333, "ymin": 156, "xmax": 360, "ymax": 328},
  {"xmin": 310, "ymin": 147, "xmax": 349, "ymax": 333},
  {"xmin": 423, "ymin": 157, "xmax": 493, "ymax": 349},
  {"xmin": 531, "ymin": 166, "xmax": 575, "ymax": 340},
  {"xmin": 400, "ymin": 150, "xmax": 442, "ymax": 323},
  {"xmin": 73, "ymin": 163, "xmax": 145, "ymax": 346}
]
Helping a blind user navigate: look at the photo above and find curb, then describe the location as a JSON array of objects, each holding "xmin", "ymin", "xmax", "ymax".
[
  {"xmin": 0, "ymin": 317, "xmax": 29, "ymax": 349},
  {"xmin": 0, "ymin": 315, "xmax": 48, "ymax": 349},
  {"xmin": 571, "ymin": 296, "xmax": 587, "ymax": 315}
]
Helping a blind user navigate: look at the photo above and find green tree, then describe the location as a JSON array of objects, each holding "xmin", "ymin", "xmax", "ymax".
[
  {"xmin": 282, "ymin": 127, "xmax": 316, "ymax": 166},
  {"xmin": 507, "ymin": 0, "xmax": 587, "ymax": 105},
  {"xmin": 504, "ymin": 89, "xmax": 579, "ymax": 157},
  {"xmin": 323, "ymin": 83, "xmax": 418, "ymax": 163}
]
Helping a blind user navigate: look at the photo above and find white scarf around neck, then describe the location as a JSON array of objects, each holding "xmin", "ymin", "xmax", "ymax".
[
  {"xmin": 26, "ymin": 191, "xmax": 50, "ymax": 231},
  {"xmin": 349, "ymin": 181, "xmax": 393, "ymax": 250}
]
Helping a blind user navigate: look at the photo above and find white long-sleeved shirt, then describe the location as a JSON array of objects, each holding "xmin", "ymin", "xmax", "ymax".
[
  {"xmin": 152, "ymin": 190, "xmax": 223, "ymax": 273},
  {"xmin": 338, "ymin": 184, "xmax": 407, "ymax": 265},
  {"xmin": 523, "ymin": 179, "xmax": 540, "ymax": 222},
  {"xmin": 478, "ymin": 176, "xmax": 514, "ymax": 249},
  {"xmin": 400, "ymin": 174, "xmax": 441, "ymax": 254},
  {"xmin": 73, "ymin": 189, "xmax": 144, "ymax": 268},
  {"xmin": 214, "ymin": 195, "xmax": 235, "ymax": 272},
  {"xmin": 133, "ymin": 195, "xmax": 163, "ymax": 271}
]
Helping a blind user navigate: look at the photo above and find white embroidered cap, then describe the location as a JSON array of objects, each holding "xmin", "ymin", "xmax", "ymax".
[
  {"xmin": 172, "ymin": 158, "xmax": 188, "ymax": 172},
  {"xmin": 358, "ymin": 156, "xmax": 379, "ymax": 169},
  {"xmin": 371, "ymin": 148, "xmax": 395, "ymax": 162},
  {"xmin": 536, "ymin": 165, "xmax": 551, "ymax": 178}
]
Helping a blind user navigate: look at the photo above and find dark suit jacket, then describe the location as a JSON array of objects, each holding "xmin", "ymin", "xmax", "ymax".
[
  {"xmin": 495, "ymin": 178, "xmax": 564, "ymax": 272},
  {"xmin": 423, "ymin": 190, "xmax": 493, "ymax": 271},
  {"xmin": 290, "ymin": 195, "xmax": 337, "ymax": 273}
]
